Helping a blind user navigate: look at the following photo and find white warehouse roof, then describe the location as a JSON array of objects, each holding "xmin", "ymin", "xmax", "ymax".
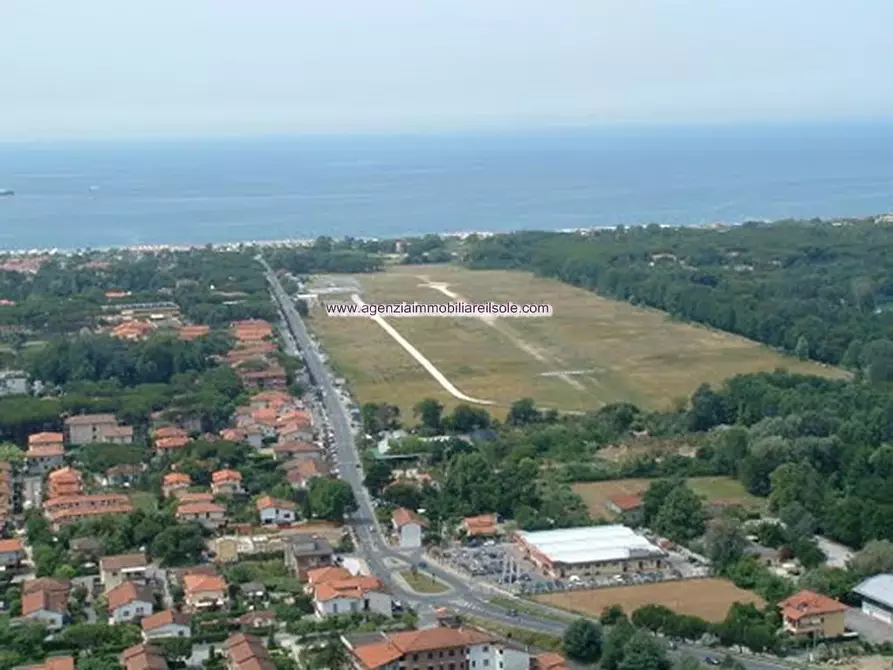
[
  {"xmin": 517, "ymin": 525, "xmax": 665, "ymax": 565},
  {"xmin": 854, "ymin": 574, "xmax": 893, "ymax": 610}
]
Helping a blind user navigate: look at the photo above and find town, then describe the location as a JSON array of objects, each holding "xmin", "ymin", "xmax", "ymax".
[{"xmin": 0, "ymin": 231, "xmax": 891, "ymax": 670}]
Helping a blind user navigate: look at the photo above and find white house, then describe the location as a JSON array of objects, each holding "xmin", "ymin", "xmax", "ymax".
[
  {"xmin": 391, "ymin": 508, "xmax": 426, "ymax": 549},
  {"xmin": 311, "ymin": 574, "xmax": 391, "ymax": 619},
  {"xmin": 141, "ymin": 609, "xmax": 192, "ymax": 641},
  {"xmin": 183, "ymin": 573, "xmax": 229, "ymax": 611},
  {"xmin": 99, "ymin": 553, "xmax": 148, "ymax": 590},
  {"xmin": 107, "ymin": 581, "xmax": 154, "ymax": 624},
  {"xmin": 21, "ymin": 578, "xmax": 70, "ymax": 631},
  {"xmin": 256, "ymin": 496, "xmax": 297, "ymax": 525}
]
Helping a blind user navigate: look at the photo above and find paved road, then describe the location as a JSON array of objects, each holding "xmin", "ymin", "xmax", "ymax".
[{"xmin": 261, "ymin": 259, "xmax": 793, "ymax": 670}]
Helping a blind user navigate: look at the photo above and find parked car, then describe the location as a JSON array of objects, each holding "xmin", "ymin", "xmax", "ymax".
[{"xmin": 704, "ymin": 657, "xmax": 720, "ymax": 666}]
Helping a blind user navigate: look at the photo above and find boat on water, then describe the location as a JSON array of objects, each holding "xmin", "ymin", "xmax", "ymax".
[{"xmin": 0, "ymin": 189, "xmax": 14, "ymax": 197}]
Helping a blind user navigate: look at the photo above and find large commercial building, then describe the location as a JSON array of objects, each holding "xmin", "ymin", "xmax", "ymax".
[
  {"xmin": 514, "ymin": 525, "xmax": 666, "ymax": 578},
  {"xmin": 854, "ymin": 574, "xmax": 893, "ymax": 625}
]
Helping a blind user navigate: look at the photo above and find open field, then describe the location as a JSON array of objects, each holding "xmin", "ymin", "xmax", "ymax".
[
  {"xmin": 572, "ymin": 476, "xmax": 764, "ymax": 519},
  {"xmin": 535, "ymin": 578, "xmax": 764, "ymax": 622},
  {"xmin": 305, "ymin": 265, "xmax": 846, "ymax": 418}
]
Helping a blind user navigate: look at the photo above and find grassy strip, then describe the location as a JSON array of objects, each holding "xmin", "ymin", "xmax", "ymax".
[
  {"xmin": 399, "ymin": 570, "xmax": 449, "ymax": 594},
  {"xmin": 464, "ymin": 615, "xmax": 563, "ymax": 652},
  {"xmin": 488, "ymin": 596, "xmax": 575, "ymax": 623}
]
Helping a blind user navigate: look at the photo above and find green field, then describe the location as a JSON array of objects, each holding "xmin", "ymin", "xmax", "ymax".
[
  {"xmin": 306, "ymin": 265, "xmax": 845, "ymax": 419},
  {"xmin": 400, "ymin": 570, "xmax": 449, "ymax": 594}
]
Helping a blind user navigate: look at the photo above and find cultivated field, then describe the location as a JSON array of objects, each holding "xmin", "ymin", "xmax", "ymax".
[
  {"xmin": 305, "ymin": 265, "xmax": 845, "ymax": 419},
  {"xmin": 572, "ymin": 476, "xmax": 763, "ymax": 520},
  {"xmin": 535, "ymin": 578, "xmax": 764, "ymax": 622}
]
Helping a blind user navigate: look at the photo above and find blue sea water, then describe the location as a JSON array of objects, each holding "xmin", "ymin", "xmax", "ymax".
[{"xmin": 1, "ymin": 122, "xmax": 893, "ymax": 250}]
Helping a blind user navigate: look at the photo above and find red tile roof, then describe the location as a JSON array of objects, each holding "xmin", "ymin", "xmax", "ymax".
[
  {"xmin": 781, "ymin": 590, "xmax": 846, "ymax": 620},
  {"xmin": 608, "ymin": 493, "xmax": 643, "ymax": 512},
  {"xmin": 392, "ymin": 507, "xmax": 427, "ymax": 528}
]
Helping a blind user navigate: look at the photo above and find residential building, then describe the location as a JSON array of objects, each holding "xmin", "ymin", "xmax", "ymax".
[
  {"xmin": 44, "ymin": 494, "xmax": 133, "ymax": 530},
  {"xmin": 176, "ymin": 501, "xmax": 226, "ymax": 530},
  {"xmin": 854, "ymin": 574, "xmax": 893, "ymax": 624},
  {"xmin": 176, "ymin": 491, "xmax": 215, "ymax": 504},
  {"xmin": 99, "ymin": 425, "xmax": 134, "ymax": 444},
  {"xmin": 256, "ymin": 496, "xmax": 297, "ymax": 525},
  {"xmin": 462, "ymin": 514, "xmax": 498, "ymax": 539},
  {"xmin": 211, "ymin": 469, "xmax": 244, "ymax": 496},
  {"xmin": 21, "ymin": 578, "xmax": 70, "ymax": 630},
  {"xmin": 64, "ymin": 413, "xmax": 119, "ymax": 446},
  {"xmin": 154, "ymin": 426, "xmax": 189, "ymax": 441},
  {"xmin": 224, "ymin": 633, "xmax": 276, "ymax": 670},
  {"xmin": 392, "ymin": 508, "xmax": 426, "ymax": 549},
  {"xmin": 343, "ymin": 626, "xmax": 530, "ymax": 670},
  {"xmin": 232, "ymin": 610, "xmax": 276, "ymax": 630},
  {"xmin": 112, "ymin": 320, "xmax": 154, "ymax": 341},
  {"xmin": 19, "ymin": 656, "xmax": 75, "ymax": 670},
  {"xmin": 28, "ymin": 431, "xmax": 64, "ymax": 450},
  {"xmin": 154, "ymin": 436, "xmax": 190, "ymax": 452},
  {"xmin": 278, "ymin": 421, "xmax": 314, "ymax": 443},
  {"xmin": 240, "ymin": 582, "xmax": 267, "ymax": 601},
  {"xmin": 120, "ymin": 644, "xmax": 168, "ymax": 670},
  {"xmin": 531, "ymin": 652, "xmax": 570, "ymax": 670},
  {"xmin": 605, "ymin": 494, "xmax": 644, "ymax": 524},
  {"xmin": 276, "ymin": 409, "xmax": 312, "ymax": 430},
  {"xmin": 283, "ymin": 534, "xmax": 334, "ymax": 579},
  {"xmin": 107, "ymin": 581, "xmax": 155, "ymax": 624},
  {"xmin": 141, "ymin": 609, "xmax": 192, "ymax": 641},
  {"xmin": 779, "ymin": 590, "xmax": 846, "ymax": 639},
  {"xmin": 24, "ymin": 443, "xmax": 64, "ymax": 475},
  {"xmin": 162, "ymin": 472, "xmax": 192, "ymax": 498},
  {"xmin": 230, "ymin": 319, "xmax": 274, "ymax": 342},
  {"xmin": 238, "ymin": 365, "xmax": 287, "ymax": 391},
  {"xmin": 0, "ymin": 537, "xmax": 24, "ymax": 567},
  {"xmin": 100, "ymin": 553, "xmax": 147, "ymax": 590},
  {"xmin": 273, "ymin": 441, "xmax": 321, "ymax": 462},
  {"xmin": 183, "ymin": 572, "xmax": 228, "ymax": 611},
  {"xmin": 0, "ymin": 369, "xmax": 28, "ymax": 396},
  {"xmin": 310, "ymin": 570, "xmax": 391, "ymax": 619},
  {"xmin": 47, "ymin": 467, "xmax": 84, "ymax": 498},
  {"xmin": 103, "ymin": 463, "xmax": 144, "ymax": 487},
  {"xmin": 285, "ymin": 459, "xmax": 328, "ymax": 490},
  {"xmin": 220, "ymin": 428, "xmax": 247, "ymax": 442},
  {"xmin": 178, "ymin": 325, "xmax": 210, "ymax": 341},
  {"xmin": 249, "ymin": 390, "xmax": 293, "ymax": 410}
]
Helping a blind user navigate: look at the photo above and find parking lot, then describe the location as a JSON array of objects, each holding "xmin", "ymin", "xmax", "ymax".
[{"xmin": 438, "ymin": 539, "xmax": 711, "ymax": 596}]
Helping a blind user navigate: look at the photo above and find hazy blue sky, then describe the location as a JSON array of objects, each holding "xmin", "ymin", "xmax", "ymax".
[{"xmin": 1, "ymin": 0, "xmax": 891, "ymax": 140}]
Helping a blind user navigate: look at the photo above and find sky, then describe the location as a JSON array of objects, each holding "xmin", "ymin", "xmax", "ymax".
[{"xmin": 1, "ymin": 0, "xmax": 892, "ymax": 140}]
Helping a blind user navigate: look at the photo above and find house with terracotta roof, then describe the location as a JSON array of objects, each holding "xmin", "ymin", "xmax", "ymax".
[
  {"xmin": 238, "ymin": 365, "xmax": 287, "ymax": 391},
  {"xmin": 176, "ymin": 491, "xmax": 215, "ymax": 504},
  {"xmin": 25, "ymin": 442, "xmax": 64, "ymax": 475},
  {"xmin": 392, "ymin": 508, "xmax": 427, "ymax": 549},
  {"xmin": 183, "ymin": 572, "xmax": 228, "ymax": 611},
  {"xmin": 20, "ymin": 578, "xmax": 70, "ymax": 630},
  {"xmin": 47, "ymin": 467, "xmax": 84, "ymax": 498},
  {"xmin": 230, "ymin": 319, "xmax": 274, "ymax": 342},
  {"xmin": 780, "ymin": 589, "xmax": 846, "ymax": 638},
  {"xmin": 232, "ymin": 609, "xmax": 276, "ymax": 630},
  {"xmin": 100, "ymin": 553, "xmax": 147, "ymax": 590},
  {"xmin": 285, "ymin": 459, "xmax": 328, "ymax": 490},
  {"xmin": 462, "ymin": 514, "xmax": 498, "ymax": 539},
  {"xmin": 225, "ymin": 633, "xmax": 276, "ymax": 670},
  {"xmin": 107, "ymin": 581, "xmax": 155, "ymax": 624},
  {"xmin": 100, "ymin": 424, "xmax": 134, "ymax": 444},
  {"xmin": 112, "ymin": 320, "xmax": 154, "ymax": 341},
  {"xmin": 154, "ymin": 425, "xmax": 189, "ymax": 440},
  {"xmin": 249, "ymin": 390, "xmax": 294, "ymax": 410},
  {"xmin": 176, "ymin": 501, "xmax": 226, "ymax": 530},
  {"xmin": 154, "ymin": 435, "xmax": 190, "ymax": 452},
  {"xmin": 19, "ymin": 656, "xmax": 76, "ymax": 670},
  {"xmin": 44, "ymin": 494, "xmax": 133, "ymax": 530},
  {"xmin": 310, "ymin": 570, "xmax": 391, "ymax": 619},
  {"xmin": 211, "ymin": 469, "xmax": 244, "ymax": 496},
  {"xmin": 220, "ymin": 427, "xmax": 247, "ymax": 442},
  {"xmin": 162, "ymin": 472, "xmax": 192, "ymax": 498},
  {"xmin": 605, "ymin": 493, "xmax": 644, "ymax": 523},
  {"xmin": 178, "ymin": 325, "xmax": 210, "ymax": 341},
  {"xmin": 342, "ymin": 626, "xmax": 529, "ymax": 670},
  {"xmin": 64, "ymin": 413, "xmax": 119, "ymax": 446},
  {"xmin": 0, "ymin": 537, "xmax": 24, "ymax": 567},
  {"xmin": 532, "ymin": 652, "xmax": 570, "ymax": 670},
  {"xmin": 120, "ymin": 644, "xmax": 168, "ymax": 670},
  {"xmin": 142, "ymin": 609, "xmax": 191, "ymax": 641},
  {"xmin": 278, "ymin": 419, "xmax": 315, "ymax": 443},
  {"xmin": 103, "ymin": 463, "xmax": 145, "ymax": 487},
  {"xmin": 28, "ymin": 431, "xmax": 64, "ymax": 453},
  {"xmin": 273, "ymin": 441, "xmax": 321, "ymax": 462},
  {"xmin": 256, "ymin": 496, "xmax": 297, "ymax": 525}
]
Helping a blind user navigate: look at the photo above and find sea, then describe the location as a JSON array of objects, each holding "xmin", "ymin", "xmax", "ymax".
[{"xmin": 1, "ymin": 121, "xmax": 893, "ymax": 251}]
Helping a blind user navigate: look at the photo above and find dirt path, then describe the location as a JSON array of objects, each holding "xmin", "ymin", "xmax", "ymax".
[
  {"xmin": 349, "ymin": 294, "xmax": 494, "ymax": 406},
  {"xmin": 417, "ymin": 277, "xmax": 586, "ymax": 391}
]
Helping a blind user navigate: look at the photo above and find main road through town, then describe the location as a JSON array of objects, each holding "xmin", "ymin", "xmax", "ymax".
[{"xmin": 261, "ymin": 258, "xmax": 793, "ymax": 670}]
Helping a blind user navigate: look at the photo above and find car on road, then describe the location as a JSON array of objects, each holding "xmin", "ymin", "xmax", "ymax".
[
  {"xmin": 704, "ymin": 657, "xmax": 720, "ymax": 666},
  {"xmin": 506, "ymin": 609, "xmax": 518, "ymax": 617}
]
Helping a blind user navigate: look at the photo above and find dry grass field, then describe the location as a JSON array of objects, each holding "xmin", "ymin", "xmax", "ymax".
[
  {"xmin": 572, "ymin": 476, "xmax": 764, "ymax": 519},
  {"xmin": 535, "ymin": 578, "xmax": 764, "ymax": 622},
  {"xmin": 306, "ymin": 264, "xmax": 845, "ymax": 419}
]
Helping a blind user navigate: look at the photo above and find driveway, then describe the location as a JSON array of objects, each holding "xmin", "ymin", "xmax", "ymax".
[{"xmin": 846, "ymin": 607, "xmax": 893, "ymax": 643}]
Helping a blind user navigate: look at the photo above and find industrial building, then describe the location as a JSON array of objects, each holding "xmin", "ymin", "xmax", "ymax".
[
  {"xmin": 514, "ymin": 525, "xmax": 666, "ymax": 578},
  {"xmin": 854, "ymin": 574, "xmax": 893, "ymax": 624}
]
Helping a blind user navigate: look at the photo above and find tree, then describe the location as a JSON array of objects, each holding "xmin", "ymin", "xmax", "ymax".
[
  {"xmin": 794, "ymin": 336, "xmax": 810, "ymax": 360},
  {"xmin": 600, "ymin": 604, "xmax": 628, "ymax": 625},
  {"xmin": 562, "ymin": 619, "xmax": 603, "ymax": 663},
  {"xmin": 413, "ymin": 398, "xmax": 444, "ymax": 433},
  {"xmin": 0, "ymin": 443, "xmax": 24, "ymax": 463},
  {"xmin": 151, "ymin": 523, "xmax": 205, "ymax": 566},
  {"xmin": 157, "ymin": 637, "xmax": 194, "ymax": 663},
  {"xmin": 642, "ymin": 479, "xmax": 680, "ymax": 525},
  {"xmin": 653, "ymin": 486, "xmax": 705, "ymax": 542},
  {"xmin": 362, "ymin": 460, "xmax": 392, "ymax": 496},
  {"xmin": 849, "ymin": 539, "xmax": 893, "ymax": 577},
  {"xmin": 308, "ymin": 478, "xmax": 358, "ymax": 521},
  {"xmin": 688, "ymin": 383, "xmax": 729, "ymax": 432},
  {"xmin": 507, "ymin": 398, "xmax": 540, "ymax": 426},
  {"xmin": 799, "ymin": 566, "xmax": 858, "ymax": 600},
  {"xmin": 601, "ymin": 619, "xmax": 636, "ymax": 670},
  {"xmin": 768, "ymin": 462, "xmax": 823, "ymax": 514},
  {"xmin": 704, "ymin": 517, "xmax": 747, "ymax": 571},
  {"xmin": 299, "ymin": 636, "xmax": 349, "ymax": 669},
  {"xmin": 617, "ymin": 631, "xmax": 671, "ymax": 670}
]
